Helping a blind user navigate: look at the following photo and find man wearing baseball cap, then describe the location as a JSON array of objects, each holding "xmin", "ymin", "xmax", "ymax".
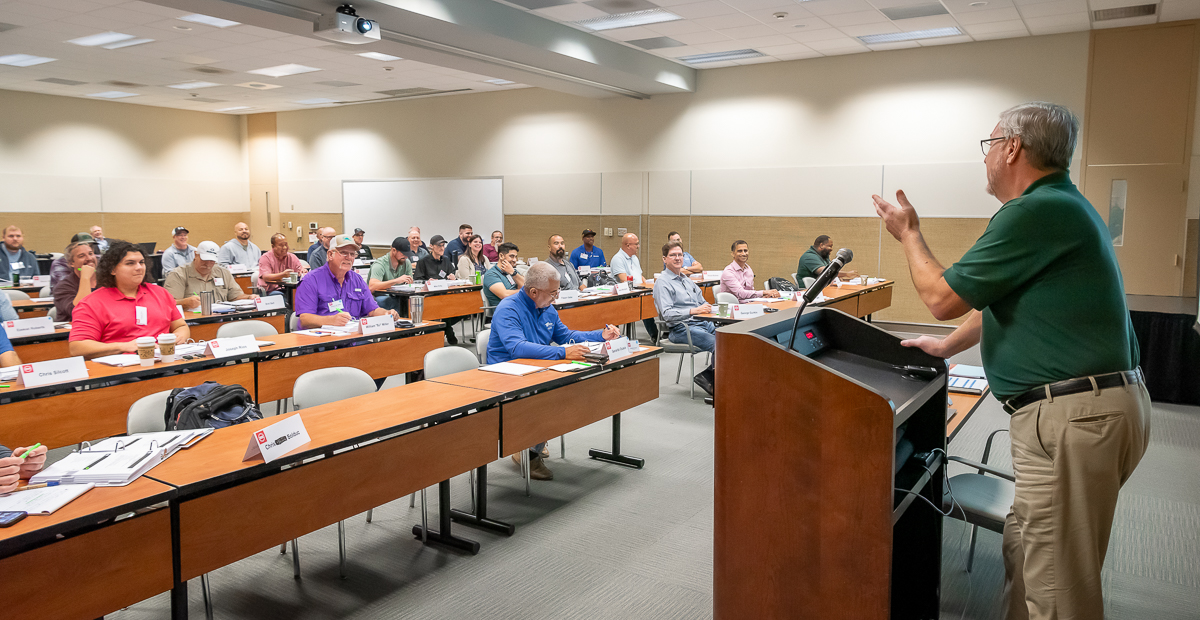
[
  {"xmin": 367, "ymin": 236, "xmax": 414, "ymax": 311},
  {"xmin": 352, "ymin": 228, "xmax": 373, "ymax": 262},
  {"xmin": 160, "ymin": 226, "xmax": 195, "ymax": 274},
  {"xmin": 414, "ymin": 234, "xmax": 462, "ymax": 345},
  {"xmin": 569, "ymin": 229, "xmax": 607, "ymax": 271},
  {"xmin": 163, "ymin": 241, "xmax": 256, "ymax": 310},
  {"xmin": 294, "ymin": 234, "xmax": 398, "ymax": 330},
  {"xmin": 50, "ymin": 232, "xmax": 96, "ymax": 289}
]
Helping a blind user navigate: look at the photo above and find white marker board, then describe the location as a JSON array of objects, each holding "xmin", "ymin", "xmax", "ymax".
[{"xmin": 342, "ymin": 178, "xmax": 503, "ymax": 248}]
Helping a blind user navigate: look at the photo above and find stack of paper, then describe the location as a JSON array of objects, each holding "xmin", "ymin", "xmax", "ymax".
[
  {"xmin": 93, "ymin": 342, "xmax": 210, "ymax": 366},
  {"xmin": 479, "ymin": 362, "xmax": 546, "ymax": 376},
  {"xmin": 227, "ymin": 299, "xmax": 257, "ymax": 310},
  {"xmin": 32, "ymin": 429, "xmax": 211, "ymax": 487},
  {"xmin": 0, "ymin": 366, "xmax": 17, "ymax": 381},
  {"xmin": 0, "ymin": 483, "xmax": 94, "ymax": 515}
]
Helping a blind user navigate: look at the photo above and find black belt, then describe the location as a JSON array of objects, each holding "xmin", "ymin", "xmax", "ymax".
[{"xmin": 1002, "ymin": 369, "xmax": 1142, "ymax": 414}]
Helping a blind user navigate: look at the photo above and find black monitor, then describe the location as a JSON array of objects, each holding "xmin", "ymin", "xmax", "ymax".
[{"xmin": 136, "ymin": 242, "xmax": 156, "ymax": 256}]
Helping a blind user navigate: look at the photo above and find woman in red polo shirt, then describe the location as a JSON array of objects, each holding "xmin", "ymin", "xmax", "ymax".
[{"xmin": 69, "ymin": 241, "xmax": 190, "ymax": 359}]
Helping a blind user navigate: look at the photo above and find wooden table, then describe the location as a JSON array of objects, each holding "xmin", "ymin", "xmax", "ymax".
[
  {"xmin": 555, "ymin": 289, "xmax": 652, "ymax": 331},
  {"xmin": 149, "ymin": 380, "xmax": 503, "ymax": 618},
  {"xmin": 2, "ymin": 284, "xmax": 45, "ymax": 298},
  {"xmin": 691, "ymin": 276, "xmax": 719, "ymax": 303},
  {"xmin": 254, "ymin": 322, "xmax": 445, "ymax": 403},
  {"xmin": 947, "ymin": 364, "xmax": 991, "ymax": 441},
  {"xmin": 11, "ymin": 298, "xmax": 52, "ymax": 317},
  {"xmin": 386, "ymin": 285, "xmax": 484, "ymax": 321},
  {"xmin": 697, "ymin": 280, "xmax": 894, "ymax": 322},
  {"xmin": 232, "ymin": 272, "xmax": 254, "ymax": 295},
  {"xmin": 0, "ymin": 478, "xmax": 176, "ymax": 620}
]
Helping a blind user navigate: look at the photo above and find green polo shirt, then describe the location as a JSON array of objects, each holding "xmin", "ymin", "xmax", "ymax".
[
  {"xmin": 797, "ymin": 246, "xmax": 830, "ymax": 280},
  {"xmin": 942, "ymin": 171, "xmax": 1138, "ymax": 400},
  {"xmin": 367, "ymin": 254, "xmax": 412, "ymax": 284}
]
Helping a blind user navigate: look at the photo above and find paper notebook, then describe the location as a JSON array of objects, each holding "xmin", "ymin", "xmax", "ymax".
[
  {"xmin": 479, "ymin": 362, "xmax": 546, "ymax": 376},
  {"xmin": 948, "ymin": 376, "xmax": 988, "ymax": 395},
  {"xmin": 0, "ymin": 483, "xmax": 94, "ymax": 515},
  {"xmin": 950, "ymin": 364, "xmax": 986, "ymax": 379},
  {"xmin": 32, "ymin": 429, "xmax": 211, "ymax": 487}
]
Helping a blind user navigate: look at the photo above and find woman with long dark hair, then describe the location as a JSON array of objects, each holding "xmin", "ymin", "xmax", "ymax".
[{"xmin": 456, "ymin": 234, "xmax": 491, "ymax": 280}]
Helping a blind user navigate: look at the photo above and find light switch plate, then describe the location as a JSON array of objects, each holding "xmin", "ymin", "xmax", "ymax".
[
  {"xmin": 603, "ymin": 228, "xmax": 613, "ymax": 236},
  {"xmin": 617, "ymin": 227, "xmax": 627, "ymax": 236},
  {"xmin": 309, "ymin": 222, "xmax": 318, "ymax": 230}
]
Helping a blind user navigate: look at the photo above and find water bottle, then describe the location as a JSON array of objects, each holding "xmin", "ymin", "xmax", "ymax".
[{"xmin": 409, "ymin": 296, "xmax": 424, "ymax": 324}]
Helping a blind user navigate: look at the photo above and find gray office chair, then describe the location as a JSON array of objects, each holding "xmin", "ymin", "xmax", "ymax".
[
  {"xmin": 942, "ymin": 429, "xmax": 1015, "ymax": 572},
  {"xmin": 802, "ymin": 276, "xmax": 817, "ymax": 289},
  {"xmin": 791, "ymin": 273, "xmax": 799, "ymax": 288},
  {"xmin": 653, "ymin": 317, "xmax": 706, "ymax": 400},
  {"xmin": 292, "ymin": 367, "xmax": 378, "ymax": 580},
  {"xmin": 38, "ymin": 285, "xmax": 50, "ymax": 298},
  {"xmin": 289, "ymin": 312, "xmax": 302, "ymax": 332},
  {"xmin": 422, "ymin": 347, "xmax": 495, "ymax": 499},
  {"xmin": 478, "ymin": 289, "xmax": 498, "ymax": 332},
  {"xmin": 715, "ymin": 292, "xmax": 738, "ymax": 305},
  {"xmin": 216, "ymin": 319, "xmax": 278, "ymax": 340},
  {"xmin": 46, "ymin": 307, "xmax": 57, "ymax": 321},
  {"xmin": 4, "ymin": 290, "xmax": 30, "ymax": 302},
  {"xmin": 127, "ymin": 391, "xmax": 215, "ymax": 620},
  {"xmin": 476, "ymin": 328, "xmax": 491, "ymax": 364}
]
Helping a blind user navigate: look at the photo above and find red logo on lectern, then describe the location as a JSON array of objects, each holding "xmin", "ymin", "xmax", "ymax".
[
  {"xmin": 256, "ymin": 431, "xmax": 267, "ymax": 444},
  {"xmin": 4, "ymin": 322, "xmax": 12, "ymax": 328}
]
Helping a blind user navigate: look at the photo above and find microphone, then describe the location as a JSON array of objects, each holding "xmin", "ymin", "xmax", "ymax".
[{"xmin": 802, "ymin": 248, "xmax": 853, "ymax": 303}]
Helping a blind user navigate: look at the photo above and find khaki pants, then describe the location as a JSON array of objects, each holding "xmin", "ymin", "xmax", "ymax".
[{"xmin": 1004, "ymin": 376, "xmax": 1151, "ymax": 620}]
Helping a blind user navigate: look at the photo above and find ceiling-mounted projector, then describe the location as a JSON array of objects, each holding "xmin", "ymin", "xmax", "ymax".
[{"xmin": 314, "ymin": 4, "xmax": 380, "ymax": 44}]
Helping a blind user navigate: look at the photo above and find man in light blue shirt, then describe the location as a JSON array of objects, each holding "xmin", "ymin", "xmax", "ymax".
[
  {"xmin": 488, "ymin": 262, "xmax": 619, "ymax": 480},
  {"xmin": 569, "ymin": 229, "xmax": 607, "ymax": 270},
  {"xmin": 667, "ymin": 231, "xmax": 704, "ymax": 275},
  {"xmin": 216, "ymin": 222, "xmax": 262, "ymax": 268},
  {"xmin": 653, "ymin": 241, "xmax": 716, "ymax": 396},
  {"xmin": 0, "ymin": 226, "xmax": 39, "ymax": 283},
  {"xmin": 160, "ymin": 226, "xmax": 196, "ymax": 274}
]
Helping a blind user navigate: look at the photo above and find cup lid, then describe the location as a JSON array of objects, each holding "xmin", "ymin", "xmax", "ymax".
[{"xmin": 136, "ymin": 336, "xmax": 157, "ymax": 344}]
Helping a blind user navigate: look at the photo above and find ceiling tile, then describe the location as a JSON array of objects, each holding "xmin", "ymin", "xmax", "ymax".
[
  {"xmin": 766, "ymin": 16, "xmax": 836, "ymax": 31},
  {"xmin": 942, "ymin": 0, "xmax": 1017, "ymax": 12},
  {"xmin": 791, "ymin": 26, "xmax": 858, "ymax": 41},
  {"xmin": 741, "ymin": 4, "xmax": 816, "ymax": 22},
  {"xmin": 668, "ymin": 0, "xmax": 740, "ymax": 18},
  {"xmin": 1016, "ymin": 0, "xmax": 1086, "ymax": 17},
  {"xmin": 964, "ymin": 18, "xmax": 1027, "ymax": 33},
  {"xmin": 648, "ymin": 0, "xmax": 714, "ymax": 6},
  {"xmin": 775, "ymin": 50, "xmax": 824, "ymax": 59},
  {"xmin": 603, "ymin": 25, "xmax": 661, "ymax": 40},
  {"xmin": 865, "ymin": 40, "xmax": 921, "ymax": 50},
  {"xmin": 868, "ymin": 0, "xmax": 940, "ymax": 8},
  {"xmin": 645, "ymin": 19, "xmax": 712, "ymax": 34},
  {"xmin": 894, "ymin": 14, "xmax": 961, "ymax": 29},
  {"xmin": 823, "ymin": 10, "xmax": 890, "ymax": 25},
  {"xmin": 534, "ymin": 2, "xmax": 611, "ymax": 20},
  {"xmin": 1091, "ymin": 14, "xmax": 1157, "ymax": 28},
  {"xmin": 717, "ymin": 23, "xmax": 780, "ymax": 38},
  {"xmin": 671, "ymin": 29, "xmax": 734, "ymax": 43},
  {"xmin": 805, "ymin": 35, "xmax": 868, "ymax": 48},
  {"xmin": 655, "ymin": 44, "xmax": 705, "ymax": 56},
  {"xmin": 803, "ymin": 0, "xmax": 879, "ymax": 16},
  {"xmin": 837, "ymin": 22, "xmax": 901, "ymax": 35},
  {"xmin": 970, "ymin": 27, "xmax": 1028, "ymax": 38},
  {"xmin": 1161, "ymin": 1, "xmax": 1200, "ymax": 21},
  {"xmin": 737, "ymin": 33, "xmax": 800, "ymax": 46},
  {"xmin": 1022, "ymin": 12, "xmax": 1089, "ymax": 33},
  {"xmin": 695, "ymin": 38, "xmax": 760, "ymax": 51},
  {"xmin": 952, "ymin": 6, "xmax": 1022, "ymax": 22},
  {"xmin": 918, "ymin": 33, "xmax": 975, "ymax": 44},
  {"xmin": 819, "ymin": 43, "xmax": 870, "ymax": 54},
  {"xmin": 693, "ymin": 13, "xmax": 761, "ymax": 28},
  {"xmin": 757, "ymin": 42, "xmax": 818, "ymax": 55}
]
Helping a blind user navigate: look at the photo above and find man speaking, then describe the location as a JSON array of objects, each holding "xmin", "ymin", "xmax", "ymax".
[{"xmin": 873, "ymin": 102, "xmax": 1149, "ymax": 620}]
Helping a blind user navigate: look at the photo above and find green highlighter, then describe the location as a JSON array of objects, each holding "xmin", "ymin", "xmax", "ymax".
[{"xmin": 18, "ymin": 443, "xmax": 41, "ymax": 460}]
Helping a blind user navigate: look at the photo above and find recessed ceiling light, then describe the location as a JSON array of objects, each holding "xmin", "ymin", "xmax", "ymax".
[
  {"xmin": 216, "ymin": 106, "xmax": 252, "ymax": 112},
  {"xmin": 296, "ymin": 97, "xmax": 337, "ymax": 105},
  {"xmin": 574, "ymin": 8, "xmax": 682, "ymax": 31},
  {"xmin": 484, "ymin": 78, "xmax": 515, "ymax": 85},
  {"xmin": 793, "ymin": 24, "xmax": 806, "ymax": 28},
  {"xmin": 247, "ymin": 63, "xmax": 321, "ymax": 78},
  {"xmin": 858, "ymin": 27, "xmax": 962, "ymax": 44},
  {"xmin": 236, "ymin": 82, "xmax": 283, "ymax": 90},
  {"xmin": 87, "ymin": 91, "xmax": 139, "ymax": 99},
  {"xmin": 103, "ymin": 38, "xmax": 154, "ymax": 50},
  {"xmin": 0, "ymin": 54, "xmax": 56, "ymax": 67},
  {"xmin": 969, "ymin": 1, "xmax": 988, "ymax": 5},
  {"xmin": 178, "ymin": 14, "xmax": 241, "ymax": 28},
  {"xmin": 773, "ymin": 12, "xmax": 788, "ymax": 19},
  {"xmin": 357, "ymin": 52, "xmax": 402, "ymax": 61},
  {"xmin": 679, "ymin": 49, "xmax": 764, "ymax": 63},
  {"xmin": 173, "ymin": 25, "xmax": 192, "ymax": 31},
  {"xmin": 68, "ymin": 32, "xmax": 135, "ymax": 47},
  {"xmin": 168, "ymin": 81, "xmax": 220, "ymax": 89}
]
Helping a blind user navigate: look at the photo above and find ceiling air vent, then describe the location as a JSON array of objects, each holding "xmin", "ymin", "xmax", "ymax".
[
  {"xmin": 104, "ymin": 80, "xmax": 145, "ymax": 88},
  {"xmin": 879, "ymin": 3, "xmax": 949, "ymax": 19},
  {"xmin": 191, "ymin": 66, "xmax": 234, "ymax": 75},
  {"xmin": 1092, "ymin": 4, "xmax": 1156, "ymax": 20},
  {"xmin": 39, "ymin": 78, "xmax": 87, "ymax": 86}
]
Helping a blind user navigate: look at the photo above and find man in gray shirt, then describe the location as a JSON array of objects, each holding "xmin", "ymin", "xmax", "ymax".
[
  {"xmin": 546, "ymin": 234, "xmax": 583, "ymax": 291},
  {"xmin": 652, "ymin": 241, "xmax": 716, "ymax": 396},
  {"xmin": 160, "ymin": 226, "xmax": 196, "ymax": 273},
  {"xmin": 217, "ymin": 221, "xmax": 262, "ymax": 268}
]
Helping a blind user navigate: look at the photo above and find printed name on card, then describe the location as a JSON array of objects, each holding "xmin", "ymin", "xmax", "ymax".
[{"xmin": 242, "ymin": 414, "xmax": 311, "ymax": 464}]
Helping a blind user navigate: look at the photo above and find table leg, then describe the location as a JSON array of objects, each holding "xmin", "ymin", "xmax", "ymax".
[
  {"xmin": 588, "ymin": 413, "xmax": 644, "ymax": 468},
  {"xmin": 411, "ymin": 479, "xmax": 480, "ymax": 554},
  {"xmin": 170, "ymin": 502, "xmax": 189, "ymax": 620},
  {"xmin": 450, "ymin": 465, "xmax": 516, "ymax": 536}
]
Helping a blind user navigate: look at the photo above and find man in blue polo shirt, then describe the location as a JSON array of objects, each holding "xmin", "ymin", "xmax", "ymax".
[
  {"xmin": 488, "ymin": 262, "xmax": 620, "ymax": 480},
  {"xmin": 294, "ymin": 234, "xmax": 398, "ymax": 329},
  {"xmin": 569, "ymin": 229, "xmax": 607, "ymax": 271}
]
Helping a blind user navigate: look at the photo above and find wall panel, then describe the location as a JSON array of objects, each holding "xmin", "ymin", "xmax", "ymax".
[
  {"xmin": 504, "ymin": 215, "xmax": 601, "ymax": 264},
  {"xmin": 278, "ymin": 180, "xmax": 343, "ymax": 214},
  {"xmin": 503, "ymin": 173, "xmax": 600, "ymax": 215},
  {"xmin": 647, "ymin": 215, "xmax": 692, "ymax": 257},
  {"xmin": 648, "ymin": 171, "xmax": 690, "ymax": 215},
  {"xmin": 881, "ymin": 163, "xmax": 997, "ymax": 218},
  {"xmin": 877, "ymin": 218, "xmax": 990, "ymax": 325},
  {"xmin": 100, "ymin": 178, "xmax": 249, "ymax": 213},
  {"xmin": 601, "ymin": 172, "xmax": 644, "ymax": 215},
  {"xmin": 690, "ymin": 166, "xmax": 882, "ymax": 217},
  {"xmin": 0, "ymin": 174, "xmax": 101, "ymax": 213}
]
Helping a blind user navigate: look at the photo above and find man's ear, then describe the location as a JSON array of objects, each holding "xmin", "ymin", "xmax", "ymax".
[{"xmin": 1006, "ymin": 135, "xmax": 1023, "ymax": 165}]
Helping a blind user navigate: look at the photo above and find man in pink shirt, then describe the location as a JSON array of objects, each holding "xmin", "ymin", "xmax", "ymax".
[
  {"xmin": 718, "ymin": 240, "xmax": 781, "ymax": 302},
  {"xmin": 258, "ymin": 233, "xmax": 307, "ymax": 296}
]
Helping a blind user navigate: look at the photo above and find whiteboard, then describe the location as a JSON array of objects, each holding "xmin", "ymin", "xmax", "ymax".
[{"xmin": 342, "ymin": 178, "xmax": 503, "ymax": 247}]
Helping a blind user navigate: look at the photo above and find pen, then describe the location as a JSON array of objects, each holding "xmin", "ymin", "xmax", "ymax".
[
  {"xmin": 6, "ymin": 481, "xmax": 58, "ymax": 493},
  {"xmin": 0, "ymin": 385, "xmax": 11, "ymax": 389},
  {"xmin": 18, "ymin": 443, "xmax": 41, "ymax": 460}
]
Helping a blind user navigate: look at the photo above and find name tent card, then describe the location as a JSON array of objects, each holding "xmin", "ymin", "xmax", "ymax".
[
  {"xmin": 255, "ymin": 295, "xmax": 286, "ymax": 311},
  {"xmin": 205, "ymin": 334, "xmax": 260, "ymax": 359},
  {"xmin": 578, "ymin": 266, "xmax": 591, "ymax": 275},
  {"xmin": 21, "ymin": 356, "xmax": 88, "ymax": 388},
  {"xmin": 604, "ymin": 336, "xmax": 633, "ymax": 361},
  {"xmin": 426, "ymin": 280, "xmax": 451, "ymax": 291},
  {"xmin": 29, "ymin": 275, "xmax": 49, "ymax": 286},
  {"xmin": 4, "ymin": 316, "xmax": 54, "ymax": 338},
  {"xmin": 615, "ymin": 282, "xmax": 631, "ymax": 295},
  {"xmin": 360, "ymin": 314, "xmax": 395, "ymax": 336},
  {"xmin": 557, "ymin": 289, "xmax": 580, "ymax": 302},
  {"xmin": 732, "ymin": 304, "xmax": 766, "ymax": 319},
  {"xmin": 243, "ymin": 414, "xmax": 311, "ymax": 464}
]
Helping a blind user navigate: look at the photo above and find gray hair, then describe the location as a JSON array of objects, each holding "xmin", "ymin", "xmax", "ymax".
[
  {"xmin": 523, "ymin": 261, "xmax": 559, "ymax": 292},
  {"xmin": 997, "ymin": 102, "xmax": 1079, "ymax": 171}
]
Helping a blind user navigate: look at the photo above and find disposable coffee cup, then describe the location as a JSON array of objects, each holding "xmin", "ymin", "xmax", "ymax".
[
  {"xmin": 158, "ymin": 333, "xmax": 177, "ymax": 363},
  {"xmin": 136, "ymin": 336, "xmax": 157, "ymax": 367}
]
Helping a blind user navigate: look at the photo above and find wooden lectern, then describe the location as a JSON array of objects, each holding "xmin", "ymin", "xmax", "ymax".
[{"xmin": 714, "ymin": 308, "xmax": 947, "ymax": 620}]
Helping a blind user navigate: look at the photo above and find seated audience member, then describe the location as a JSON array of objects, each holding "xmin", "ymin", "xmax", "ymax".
[
  {"xmin": 52, "ymin": 238, "xmax": 97, "ymax": 321},
  {"xmin": 0, "ymin": 438, "xmax": 48, "ymax": 494},
  {"xmin": 50, "ymin": 233, "xmax": 93, "ymax": 288},
  {"xmin": 446, "ymin": 224, "xmax": 473, "ymax": 265},
  {"xmin": 0, "ymin": 323, "xmax": 20, "ymax": 366},
  {"xmin": 488, "ymin": 262, "xmax": 620, "ymax": 480},
  {"xmin": 546, "ymin": 234, "xmax": 583, "ymax": 291},
  {"xmin": 570, "ymin": 229, "xmax": 607, "ymax": 270},
  {"xmin": 415, "ymin": 235, "xmax": 462, "ymax": 344},
  {"xmin": 0, "ymin": 292, "xmax": 16, "ymax": 322},
  {"xmin": 483, "ymin": 242, "xmax": 523, "ymax": 308},
  {"xmin": 610, "ymin": 233, "xmax": 658, "ymax": 341},
  {"xmin": 259, "ymin": 233, "xmax": 306, "ymax": 296},
  {"xmin": 797, "ymin": 234, "xmax": 856, "ymax": 283},
  {"xmin": 217, "ymin": 222, "xmax": 262, "ymax": 268},
  {"xmin": 403, "ymin": 227, "xmax": 430, "ymax": 263},
  {"xmin": 164, "ymin": 241, "xmax": 256, "ymax": 310},
  {"xmin": 667, "ymin": 231, "xmax": 704, "ymax": 275},
  {"xmin": 352, "ymin": 228, "xmax": 373, "ymax": 261},
  {"xmin": 160, "ymin": 227, "xmax": 196, "ymax": 273},
  {"xmin": 719, "ymin": 240, "xmax": 780, "ymax": 301},
  {"xmin": 456, "ymin": 234, "xmax": 491, "ymax": 280},
  {"xmin": 89, "ymin": 225, "xmax": 110, "ymax": 253},
  {"xmin": 482, "ymin": 230, "xmax": 503, "ymax": 262},
  {"xmin": 655, "ymin": 241, "xmax": 717, "ymax": 396},
  {"xmin": 69, "ymin": 241, "xmax": 189, "ymax": 359},
  {"xmin": 307, "ymin": 227, "xmax": 335, "ymax": 270},
  {"xmin": 368, "ymin": 237, "xmax": 414, "ymax": 311},
  {"xmin": 294, "ymin": 234, "xmax": 399, "ymax": 329},
  {"xmin": 0, "ymin": 226, "xmax": 39, "ymax": 282}
]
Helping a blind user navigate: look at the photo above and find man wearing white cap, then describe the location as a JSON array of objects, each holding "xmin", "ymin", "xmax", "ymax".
[
  {"xmin": 164, "ymin": 240, "xmax": 255, "ymax": 310},
  {"xmin": 294, "ymin": 234, "xmax": 398, "ymax": 329},
  {"xmin": 160, "ymin": 226, "xmax": 196, "ymax": 273}
]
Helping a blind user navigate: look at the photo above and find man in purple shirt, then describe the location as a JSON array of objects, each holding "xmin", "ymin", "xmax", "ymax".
[{"xmin": 295, "ymin": 234, "xmax": 398, "ymax": 329}]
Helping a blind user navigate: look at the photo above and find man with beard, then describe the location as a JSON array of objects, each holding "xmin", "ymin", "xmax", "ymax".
[
  {"xmin": 52, "ymin": 238, "xmax": 98, "ymax": 321},
  {"xmin": 546, "ymin": 234, "xmax": 583, "ymax": 291},
  {"xmin": 217, "ymin": 222, "xmax": 262, "ymax": 268},
  {"xmin": 798, "ymin": 235, "xmax": 857, "ymax": 282}
]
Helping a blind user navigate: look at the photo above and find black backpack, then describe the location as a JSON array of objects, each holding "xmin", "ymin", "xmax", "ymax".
[
  {"xmin": 767, "ymin": 277, "xmax": 798, "ymax": 292},
  {"xmin": 164, "ymin": 382, "xmax": 263, "ymax": 431},
  {"xmin": 588, "ymin": 270, "xmax": 617, "ymax": 287}
]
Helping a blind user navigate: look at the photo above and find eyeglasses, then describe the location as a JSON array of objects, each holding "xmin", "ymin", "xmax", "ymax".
[
  {"xmin": 980, "ymin": 136, "xmax": 1007, "ymax": 156},
  {"xmin": 335, "ymin": 248, "xmax": 357, "ymax": 258}
]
